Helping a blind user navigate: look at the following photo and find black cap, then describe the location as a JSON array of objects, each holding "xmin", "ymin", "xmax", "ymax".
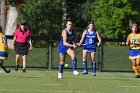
[{"xmin": 20, "ymin": 20, "xmax": 27, "ymax": 25}]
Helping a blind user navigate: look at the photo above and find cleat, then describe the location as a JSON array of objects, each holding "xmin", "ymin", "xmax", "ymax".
[
  {"xmin": 83, "ymin": 70, "xmax": 88, "ymax": 75},
  {"xmin": 15, "ymin": 64, "xmax": 19, "ymax": 71},
  {"xmin": 73, "ymin": 70, "xmax": 79, "ymax": 75},
  {"xmin": 22, "ymin": 69, "xmax": 26, "ymax": 73},
  {"xmin": 134, "ymin": 75, "xmax": 140, "ymax": 78},
  {"xmin": 92, "ymin": 73, "xmax": 96, "ymax": 76},
  {"xmin": 58, "ymin": 73, "xmax": 62, "ymax": 79}
]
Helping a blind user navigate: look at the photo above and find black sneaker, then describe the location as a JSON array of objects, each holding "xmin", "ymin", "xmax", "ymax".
[
  {"xmin": 15, "ymin": 64, "xmax": 19, "ymax": 71},
  {"xmin": 135, "ymin": 75, "xmax": 140, "ymax": 78},
  {"xmin": 22, "ymin": 69, "xmax": 26, "ymax": 73}
]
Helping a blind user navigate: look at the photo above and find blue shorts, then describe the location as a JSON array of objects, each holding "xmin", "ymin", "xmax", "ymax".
[
  {"xmin": 129, "ymin": 49, "xmax": 140, "ymax": 59},
  {"xmin": 58, "ymin": 42, "xmax": 74, "ymax": 56},
  {"xmin": 83, "ymin": 48, "xmax": 96, "ymax": 53},
  {"xmin": 83, "ymin": 45, "xmax": 96, "ymax": 53}
]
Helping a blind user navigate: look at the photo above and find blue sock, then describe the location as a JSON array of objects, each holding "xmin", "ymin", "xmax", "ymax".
[
  {"xmin": 83, "ymin": 60, "xmax": 87, "ymax": 71},
  {"xmin": 72, "ymin": 59, "xmax": 77, "ymax": 71},
  {"xmin": 58, "ymin": 63, "xmax": 64, "ymax": 73},
  {"xmin": 92, "ymin": 62, "xmax": 96, "ymax": 73}
]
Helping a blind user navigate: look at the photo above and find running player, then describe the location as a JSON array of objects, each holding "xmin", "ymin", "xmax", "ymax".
[
  {"xmin": 78, "ymin": 21, "xmax": 101, "ymax": 76},
  {"xmin": 58, "ymin": 19, "xmax": 79, "ymax": 79},
  {"xmin": 126, "ymin": 22, "xmax": 140, "ymax": 78}
]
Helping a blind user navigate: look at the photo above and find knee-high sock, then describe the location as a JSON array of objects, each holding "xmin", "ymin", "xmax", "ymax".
[
  {"xmin": 58, "ymin": 63, "xmax": 64, "ymax": 73},
  {"xmin": 72, "ymin": 59, "xmax": 77, "ymax": 71},
  {"xmin": 133, "ymin": 66, "xmax": 139, "ymax": 75},
  {"xmin": 83, "ymin": 60, "xmax": 87, "ymax": 71},
  {"xmin": 92, "ymin": 62, "xmax": 96, "ymax": 73},
  {"xmin": 137, "ymin": 66, "xmax": 140, "ymax": 71}
]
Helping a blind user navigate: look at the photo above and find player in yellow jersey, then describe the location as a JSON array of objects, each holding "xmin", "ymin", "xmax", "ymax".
[
  {"xmin": 126, "ymin": 22, "xmax": 140, "ymax": 78},
  {"xmin": 0, "ymin": 26, "xmax": 10, "ymax": 73},
  {"xmin": 0, "ymin": 26, "xmax": 9, "ymax": 60}
]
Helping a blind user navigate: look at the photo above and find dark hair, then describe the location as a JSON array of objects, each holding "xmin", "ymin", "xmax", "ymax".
[
  {"xmin": 66, "ymin": 18, "xmax": 72, "ymax": 23},
  {"xmin": 0, "ymin": 26, "xmax": 2, "ymax": 33},
  {"xmin": 130, "ymin": 21, "xmax": 137, "ymax": 28},
  {"xmin": 88, "ymin": 21, "xmax": 94, "ymax": 25}
]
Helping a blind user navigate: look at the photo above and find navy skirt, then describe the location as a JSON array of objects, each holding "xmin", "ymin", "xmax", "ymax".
[{"xmin": 15, "ymin": 42, "xmax": 29, "ymax": 55}]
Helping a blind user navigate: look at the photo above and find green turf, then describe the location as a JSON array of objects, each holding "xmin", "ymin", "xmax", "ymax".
[{"xmin": 0, "ymin": 70, "xmax": 139, "ymax": 93}]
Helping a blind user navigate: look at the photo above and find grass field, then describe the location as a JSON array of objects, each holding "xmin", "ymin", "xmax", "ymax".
[{"xmin": 0, "ymin": 69, "xmax": 140, "ymax": 93}]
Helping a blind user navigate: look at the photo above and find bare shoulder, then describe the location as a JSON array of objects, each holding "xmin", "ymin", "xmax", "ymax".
[{"xmin": 96, "ymin": 31, "xmax": 100, "ymax": 35}]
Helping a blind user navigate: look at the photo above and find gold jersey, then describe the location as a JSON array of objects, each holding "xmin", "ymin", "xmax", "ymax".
[
  {"xmin": 0, "ymin": 33, "xmax": 9, "ymax": 60},
  {"xmin": 129, "ymin": 33, "xmax": 140, "ymax": 49}
]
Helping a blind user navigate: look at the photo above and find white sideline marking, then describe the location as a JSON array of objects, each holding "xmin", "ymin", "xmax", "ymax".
[
  {"xmin": 121, "ymin": 86, "xmax": 139, "ymax": 88},
  {"xmin": 0, "ymin": 89, "xmax": 86, "ymax": 93},
  {"xmin": 0, "ymin": 71, "xmax": 5, "ymax": 73},
  {"xmin": 55, "ymin": 91, "xmax": 86, "ymax": 93},
  {"xmin": 40, "ymin": 84, "xmax": 62, "ymax": 86}
]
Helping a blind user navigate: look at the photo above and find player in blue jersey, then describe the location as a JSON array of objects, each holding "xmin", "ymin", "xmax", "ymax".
[
  {"xmin": 78, "ymin": 21, "xmax": 101, "ymax": 76},
  {"xmin": 58, "ymin": 19, "xmax": 79, "ymax": 79}
]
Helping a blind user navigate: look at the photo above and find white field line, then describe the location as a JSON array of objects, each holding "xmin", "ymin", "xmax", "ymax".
[
  {"xmin": 55, "ymin": 90, "xmax": 86, "ymax": 93},
  {"xmin": 40, "ymin": 83, "xmax": 62, "ymax": 86},
  {"xmin": 121, "ymin": 86, "xmax": 139, "ymax": 88},
  {"xmin": 0, "ymin": 89, "xmax": 86, "ymax": 93}
]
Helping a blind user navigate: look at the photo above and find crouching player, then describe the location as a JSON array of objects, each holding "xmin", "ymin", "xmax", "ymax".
[
  {"xmin": 126, "ymin": 22, "xmax": 140, "ymax": 78},
  {"xmin": 58, "ymin": 19, "xmax": 79, "ymax": 79},
  {"xmin": 78, "ymin": 21, "xmax": 101, "ymax": 76}
]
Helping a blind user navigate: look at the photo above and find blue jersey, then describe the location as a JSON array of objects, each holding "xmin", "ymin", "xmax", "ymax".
[
  {"xmin": 83, "ymin": 29, "xmax": 97, "ymax": 51},
  {"xmin": 58, "ymin": 28, "xmax": 74, "ymax": 56}
]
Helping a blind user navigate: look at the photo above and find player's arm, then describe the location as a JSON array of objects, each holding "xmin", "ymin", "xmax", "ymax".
[
  {"xmin": 96, "ymin": 31, "xmax": 102, "ymax": 46},
  {"xmin": 28, "ymin": 31, "xmax": 33, "ymax": 51},
  {"xmin": 12, "ymin": 36, "xmax": 16, "ymax": 49},
  {"xmin": 78, "ymin": 30, "xmax": 86, "ymax": 46},
  {"xmin": 72, "ymin": 31, "xmax": 78, "ymax": 46},
  {"xmin": 28, "ymin": 38, "xmax": 32, "ymax": 51},
  {"xmin": 62, "ymin": 30, "xmax": 76, "ymax": 48},
  {"xmin": 126, "ymin": 34, "xmax": 130, "ymax": 45}
]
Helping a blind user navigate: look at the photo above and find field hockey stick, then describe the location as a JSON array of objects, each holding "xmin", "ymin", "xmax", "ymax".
[
  {"xmin": 78, "ymin": 42, "xmax": 101, "ymax": 46},
  {"xmin": 0, "ymin": 60, "xmax": 11, "ymax": 73}
]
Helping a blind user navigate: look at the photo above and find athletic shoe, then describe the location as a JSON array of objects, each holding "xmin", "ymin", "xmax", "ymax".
[
  {"xmin": 83, "ymin": 70, "xmax": 88, "ymax": 74},
  {"xmin": 92, "ymin": 73, "xmax": 96, "ymax": 76},
  {"xmin": 15, "ymin": 64, "xmax": 19, "ymax": 71},
  {"xmin": 73, "ymin": 70, "xmax": 79, "ymax": 75},
  {"xmin": 134, "ymin": 75, "xmax": 140, "ymax": 78},
  {"xmin": 22, "ymin": 69, "xmax": 26, "ymax": 73},
  {"xmin": 58, "ymin": 72, "xmax": 62, "ymax": 79}
]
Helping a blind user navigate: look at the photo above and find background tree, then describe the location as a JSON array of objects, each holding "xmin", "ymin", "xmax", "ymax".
[{"xmin": 92, "ymin": 0, "xmax": 139, "ymax": 38}]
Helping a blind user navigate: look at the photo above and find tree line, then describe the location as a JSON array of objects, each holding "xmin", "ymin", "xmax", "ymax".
[{"xmin": 5, "ymin": 0, "xmax": 140, "ymax": 40}]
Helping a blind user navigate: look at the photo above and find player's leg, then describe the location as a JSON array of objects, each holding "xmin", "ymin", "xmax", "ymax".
[
  {"xmin": 58, "ymin": 54, "xmax": 66, "ymax": 79},
  {"xmin": 90, "ymin": 52, "xmax": 96, "ymax": 76},
  {"xmin": 137, "ymin": 57, "xmax": 140, "ymax": 72},
  {"xmin": 137, "ymin": 49, "xmax": 140, "ymax": 71},
  {"xmin": 22, "ymin": 55, "xmax": 27, "ymax": 72},
  {"xmin": 67, "ymin": 48, "xmax": 79, "ymax": 75},
  {"xmin": 131, "ymin": 59, "xmax": 140, "ymax": 78},
  {"xmin": 15, "ymin": 54, "xmax": 20, "ymax": 71},
  {"xmin": 129, "ymin": 49, "xmax": 140, "ymax": 78},
  {"xmin": 82, "ymin": 50, "xmax": 88, "ymax": 74},
  {"xmin": 135, "ymin": 57, "xmax": 140, "ymax": 78}
]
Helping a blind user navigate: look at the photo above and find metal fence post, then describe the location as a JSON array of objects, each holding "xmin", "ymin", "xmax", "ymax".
[
  {"xmin": 48, "ymin": 45, "xmax": 52, "ymax": 70},
  {"xmin": 99, "ymin": 37, "xmax": 104, "ymax": 72}
]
